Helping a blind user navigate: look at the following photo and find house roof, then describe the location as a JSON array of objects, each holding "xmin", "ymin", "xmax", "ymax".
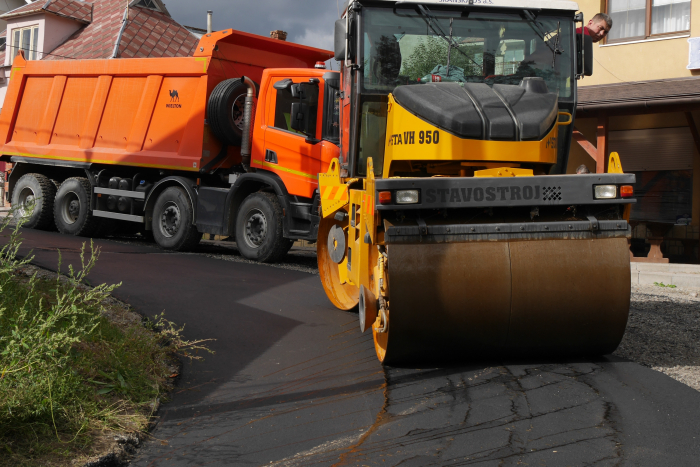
[
  {"xmin": 116, "ymin": 6, "xmax": 198, "ymax": 58},
  {"xmin": 42, "ymin": 0, "xmax": 198, "ymax": 60},
  {"xmin": 0, "ymin": 0, "xmax": 93, "ymax": 24},
  {"xmin": 577, "ymin": 77, "xmax": 700, "ymax": 116}
]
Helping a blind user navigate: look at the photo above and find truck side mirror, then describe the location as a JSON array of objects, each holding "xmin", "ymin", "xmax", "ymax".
[
  {"xmin": 290, "ymin": 83, "xmax": 306, "ymax": 99},
  {"xmin": 334, "ymin": 19, "xmax": 346, "ymax": 61},
  {"xmin": 577, "ymin": 34, "xmax": 594, "ymax": 77},
  {"xmin": 273, "ymin": 78, "xmax": 293, "ymax": 91},
  {"xmin": 291, "ymin": 102, "xmax": 311, "ymax": 133}
]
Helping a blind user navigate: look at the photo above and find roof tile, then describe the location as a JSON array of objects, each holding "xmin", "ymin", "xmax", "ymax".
[{"xmin": 43, "ymin": 0, "xmax": 198, "ymax": 61}]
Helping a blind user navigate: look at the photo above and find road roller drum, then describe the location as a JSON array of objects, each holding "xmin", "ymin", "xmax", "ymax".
[{"xmin": 374, "ymin": 238, "xmax": 630, "ymax": 363}]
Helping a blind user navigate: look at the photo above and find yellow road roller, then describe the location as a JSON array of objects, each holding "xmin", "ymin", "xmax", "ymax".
[{"xmin": 317, "ymin": 0, "xmax": 635, "ymax": 363}]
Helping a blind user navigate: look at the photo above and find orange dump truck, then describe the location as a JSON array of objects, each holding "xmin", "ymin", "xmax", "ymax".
[{"xmin": 1, "ymin": 29, "xmax": 336, "ymax": 261}]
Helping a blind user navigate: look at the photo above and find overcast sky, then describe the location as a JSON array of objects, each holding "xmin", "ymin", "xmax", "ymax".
[{"xmin": 166, "ymin": 0, "xmax": 341, "ymax": 51}]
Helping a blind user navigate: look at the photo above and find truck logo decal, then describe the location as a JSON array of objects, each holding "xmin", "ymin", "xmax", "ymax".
[
  {"xmin": 425, "ymin": 185, "xmax": 541, "ymax": 204},
  {"xmin": 166, "ymin": 90, "xmax": 181, "ymax": 108}
]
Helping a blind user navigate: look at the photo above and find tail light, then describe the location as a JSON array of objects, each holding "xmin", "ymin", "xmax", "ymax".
[
  {"xmin": 620, "ymin": 185, "xmax": 634, "ymax": 198},
  {"xmin": 378, "ymin": 191, "xmax": 392, "ymax": 205}
]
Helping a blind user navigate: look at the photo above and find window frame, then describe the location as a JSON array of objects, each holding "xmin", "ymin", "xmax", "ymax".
[
  {"xmin": 269, "ymin": 79, "xmax": 321, "ymax": 139},
  {"xmin": 605, "ymin": 0, "xmax": 691, "ymax": 44},
  {"xmin": 9, "ymin": 25, "xmax": 40, "ymax": 64}
]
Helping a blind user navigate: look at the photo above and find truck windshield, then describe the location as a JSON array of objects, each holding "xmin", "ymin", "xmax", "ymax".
[{"xmin": 360, "ymin": 6, "xmax": 574, "ymax": 99}]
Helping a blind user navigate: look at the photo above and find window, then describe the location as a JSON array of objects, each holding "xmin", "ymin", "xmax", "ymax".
[
  {"xmin": 322, "ymin": 77, "xmax": 340, "ymax": 144},
  {"xmin": 134, "ymin": 0, "xmax": 159, "ymax": 10},
  {"xmin": 10, "ymin": 25, "xmax": 39, "ymax": 63},
  {"xmin": 607, "ymin": 0, "xmax": 690, "ymax": 42},
  {"xmin": 272, "ymin": 82, "xmax": 318, "ymax": 136},
  {"xmin": 360, "ymin": 8, "xmax": 574, "ymax": 100}
]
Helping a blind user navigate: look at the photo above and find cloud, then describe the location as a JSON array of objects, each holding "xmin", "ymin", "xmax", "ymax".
[
  {"xmin": 294, "ymin": 28, "xmax": 334, "ymax": 51},
  {"xmin": 167, "ymin": 0, "xmax": 340, "ymax": 49}
]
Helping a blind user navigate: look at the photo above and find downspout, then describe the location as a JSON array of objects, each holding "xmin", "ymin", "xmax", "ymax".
[
  {"xmin": 239, "ymin": 76, "xmax": 257, "ymax": 172},
  {"xmin": 111, "ymin": 6, "xmax": 129, "ymax": 58}
]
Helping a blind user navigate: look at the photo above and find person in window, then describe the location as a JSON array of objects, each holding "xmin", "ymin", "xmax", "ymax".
[{"xmin": 576, "ymin": 13, "xmax": 613, "ymax": 43}]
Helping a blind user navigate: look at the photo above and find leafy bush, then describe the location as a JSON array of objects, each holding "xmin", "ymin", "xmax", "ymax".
[{"xmin": 0, "ymin": 212, "xmax": 212, "ymax": 465}]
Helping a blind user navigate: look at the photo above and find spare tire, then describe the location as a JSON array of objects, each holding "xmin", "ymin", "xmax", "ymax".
[{"xmin": 207, "ymin": 78, "xmax": 258, "ymax": 146}]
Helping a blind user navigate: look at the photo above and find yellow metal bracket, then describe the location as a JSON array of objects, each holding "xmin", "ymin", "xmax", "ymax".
[
  {"xmin": 365, "ymin": 158, "xmax": 377, "ymax": 245},
  {"xmin": 474, "ymin": 167, "xmax": 534, "ymax": 177},
  {"xmin": 608, "ymin": 151, "xmax": 624, "ymax": 174},
  {"xmin": 318, "ymin": 158, "xmax": 349, "ymax": 218},
  {"xmin": 557, "ymin": 112, "xmax": 573, "ymax": 126}
]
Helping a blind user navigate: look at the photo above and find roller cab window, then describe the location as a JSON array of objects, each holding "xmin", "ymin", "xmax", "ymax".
[
  {"xmin": 357, "ymin": 98, "xmax": 388, "ymax": 177},
  {"xmin": 359, "ymin": 7, "xmax": 573, "ymax": 100}
]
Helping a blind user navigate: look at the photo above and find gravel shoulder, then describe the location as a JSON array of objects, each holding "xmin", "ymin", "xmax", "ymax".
[{"xmin": 615, "ymin": 284, "xmax": 700, "ymax": 391}]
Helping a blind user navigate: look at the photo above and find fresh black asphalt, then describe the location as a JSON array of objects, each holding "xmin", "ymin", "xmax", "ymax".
[{"xmin": 3, "ymin": 228, "xmax": 699, "ymax": 466}]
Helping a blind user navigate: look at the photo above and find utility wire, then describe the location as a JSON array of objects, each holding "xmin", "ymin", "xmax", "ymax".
[
  {"xmin": 593, "ymin": 56, "xmax": 626, "ymax": 82},
  {"xmin": 6, "ymin": 46, "xmax": 79, "ymax": 60}
]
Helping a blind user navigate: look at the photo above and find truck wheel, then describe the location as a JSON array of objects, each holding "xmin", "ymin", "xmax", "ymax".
[
  {"xmin": 11, "ymin": 173, "xmax": 56, "ymax": 230},
  {"xmin": 207, "ymin": 78, "xmax": 258, "ymax": 146},
  {"xmin": 235, "ymin": 192, "xmax": 290, "ymax": 263},
  {"xmin": 54, "ymin": 177, "xmax": 99, "ymax": 236},
  {"xmin": 152, "ymin": 186, "xmax": 201, "ymax": 251}
]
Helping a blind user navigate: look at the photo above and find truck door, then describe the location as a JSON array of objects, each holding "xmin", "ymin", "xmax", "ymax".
[{"xmin": 262, "ymin": 77, "xmax": 323, "ymax": 199}]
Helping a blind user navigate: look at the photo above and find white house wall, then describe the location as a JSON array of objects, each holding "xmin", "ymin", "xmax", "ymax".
[{"xmin": 4, "ymin": 13, "xmax": 83, "ymax": 65}]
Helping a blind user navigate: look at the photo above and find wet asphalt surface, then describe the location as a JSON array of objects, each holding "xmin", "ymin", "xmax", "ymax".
[{"xmin": 3, "ymin": 228, "xmax": 700, "ymax": 466}]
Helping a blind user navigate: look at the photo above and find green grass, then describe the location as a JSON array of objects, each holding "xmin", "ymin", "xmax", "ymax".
[
  {"xmin": 654, "ymin": 282, "xmax": 677, "ymax": 288},
  {"xmin": 0, "ymin": 213, "xmax": 212, "ymax": 466}
]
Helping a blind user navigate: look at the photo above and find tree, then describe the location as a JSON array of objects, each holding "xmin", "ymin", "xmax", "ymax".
[{"xmin": 401, "ymin": 37, "xmax": 480, "ymax": 82}]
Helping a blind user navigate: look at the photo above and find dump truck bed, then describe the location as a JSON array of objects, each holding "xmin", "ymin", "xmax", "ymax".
[{"xmin": 0, "ymin": 29, "xmax": 332, "ymax": 173}]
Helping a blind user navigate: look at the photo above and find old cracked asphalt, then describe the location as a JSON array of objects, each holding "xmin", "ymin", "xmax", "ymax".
[{"xmin": 4, "ymin": 228, "xmax": 700, "ymax": 466}]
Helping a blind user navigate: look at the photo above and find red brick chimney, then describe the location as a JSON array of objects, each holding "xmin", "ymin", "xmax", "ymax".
[{"xmin": 270, "ymin": 30, "xmax": 288, "ymax": 41}]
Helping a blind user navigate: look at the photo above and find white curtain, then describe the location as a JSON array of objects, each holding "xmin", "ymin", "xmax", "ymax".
[
  {"xmin": 608, "ymin": 0, "xmax": 647, "ymax": 40},
  {"xmin": 652, "ymin": 0, "xmax": 690, "ymax": 34}
]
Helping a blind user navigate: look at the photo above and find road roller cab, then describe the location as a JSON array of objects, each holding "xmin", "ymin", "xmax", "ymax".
[{"xmin": 317, "ymin": 0, "xmax": 637, "ymax": 363}]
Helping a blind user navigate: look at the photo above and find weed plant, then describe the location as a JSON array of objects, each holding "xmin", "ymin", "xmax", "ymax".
[{"xmin": 0, "ymin": 212, "xmax": 212, "ymax": 466}]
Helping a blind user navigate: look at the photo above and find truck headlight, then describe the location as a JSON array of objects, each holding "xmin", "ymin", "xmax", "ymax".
[
  {"xmin": 594, "ymin": 185, "xmax": 617, "ymax": 199},
  {"xmin": 395, "ymin": 190, "xmax": 419, "ymax": 204}
]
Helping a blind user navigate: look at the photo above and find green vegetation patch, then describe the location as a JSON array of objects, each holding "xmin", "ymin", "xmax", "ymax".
[{"xmin": 0, "ymin": 216, "xmax": 212, "ymax": 466}]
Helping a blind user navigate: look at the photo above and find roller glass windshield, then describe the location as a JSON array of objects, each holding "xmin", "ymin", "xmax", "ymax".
[{"xmin": 360, "ymin": 6, "xmax": 573, "ymax": 99}]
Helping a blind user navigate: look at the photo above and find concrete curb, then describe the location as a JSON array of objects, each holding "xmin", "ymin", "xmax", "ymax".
[{"xmin": 631, "ymin": 262, "xmax": 700, "ymax": 288}]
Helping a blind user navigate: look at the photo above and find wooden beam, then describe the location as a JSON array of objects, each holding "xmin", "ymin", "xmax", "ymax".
[
  {"xmin": 685, "ymin": 112, "xmax": 700, "ymax": 153},
  {"xmin": 596, "ymin": 114, "xmax": 608, "ymax": 173},
  {"xmin": 572, "ymin": 127, "xmax": 598, "ymax": 162},
  {"xmin": 687, "ymin": 112, "xmax": 700, "ymax": 230}
]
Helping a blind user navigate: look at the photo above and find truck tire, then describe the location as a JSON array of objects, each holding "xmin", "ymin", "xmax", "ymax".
[
  {"xmin": 152, "ymin": 186, "xmax": 201, "ymax": 251},
  {"xmin": 207, "ymin": 78, "xmax": 258, "ymax": 146},
  {"xmin": 54, "ymin": 177, "xmax": 99, "ymax": 236},
  {"xmin": 11, "ymin": 173, "xmax": 56, "ymax": 230},
  {"xmin": 235, "ymin": 192, "xmax": 291, "ymax": 263}
]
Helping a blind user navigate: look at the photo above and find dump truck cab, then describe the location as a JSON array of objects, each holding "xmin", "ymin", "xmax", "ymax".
[{"xmin": 317, "ymin": 0, "xmax": 638, "ymax": 363}]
